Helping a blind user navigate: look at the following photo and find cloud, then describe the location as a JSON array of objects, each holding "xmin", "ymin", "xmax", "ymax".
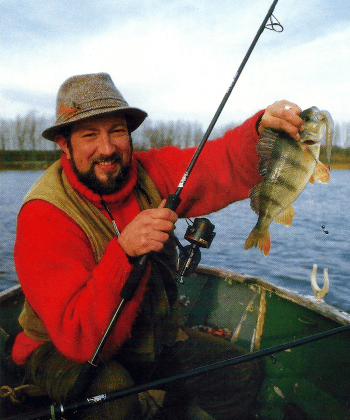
[
  {"xmin": 0, "ymin": 88, "xmax": 55, "ymax": 114},
  {"xmin": 1, "ymin": 0, "xmax": 350, "ymax": 128},
  {"xmin": 1, "ymin": 0, "xmax": 150, "ymax": 46}
]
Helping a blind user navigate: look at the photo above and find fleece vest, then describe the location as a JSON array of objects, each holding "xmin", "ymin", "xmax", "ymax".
[{"xmin": 18, "ymin": 159, "xmax": 180, "ymax": 358}]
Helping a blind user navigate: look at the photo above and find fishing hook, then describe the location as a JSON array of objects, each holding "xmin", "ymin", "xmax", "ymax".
[{"xmin": 265, "ymin": 14, "xmax": 283, "ymax": 32}]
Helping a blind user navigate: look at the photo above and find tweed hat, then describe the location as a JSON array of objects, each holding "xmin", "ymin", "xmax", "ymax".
[{"xmin": 42, "ymin": 72, "xmax": 148, "ymax": 141}]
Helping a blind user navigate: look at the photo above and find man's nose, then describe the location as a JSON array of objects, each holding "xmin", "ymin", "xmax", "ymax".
[{"xmin": 98, "ymin": 132, "xmax": 116, "ymax": 155}]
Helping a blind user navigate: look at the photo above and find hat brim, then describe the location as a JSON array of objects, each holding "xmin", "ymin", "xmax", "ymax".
[{"xmin": 42, "ymin": 107, "xmax": 148, "ymax": 141}]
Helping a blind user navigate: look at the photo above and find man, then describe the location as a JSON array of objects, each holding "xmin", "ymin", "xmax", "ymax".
[{"xmin": 12, "ymin": 73, "xmax": 303, "ymax": 419}]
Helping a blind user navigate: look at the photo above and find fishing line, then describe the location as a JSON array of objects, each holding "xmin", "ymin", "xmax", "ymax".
[{"xmin": 101, "ymin": 199, "xmax": 121, "ymax": 236}]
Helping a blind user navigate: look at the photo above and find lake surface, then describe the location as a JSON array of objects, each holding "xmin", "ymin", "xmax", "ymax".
[{"xmin": 1, "ymin": 170, "xmax": 349, "ymax": 312}]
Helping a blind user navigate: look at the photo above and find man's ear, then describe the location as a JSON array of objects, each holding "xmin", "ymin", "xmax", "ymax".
[{"xmin": 55, "ymin": 135, "xmax": 71, "ymax": 159}]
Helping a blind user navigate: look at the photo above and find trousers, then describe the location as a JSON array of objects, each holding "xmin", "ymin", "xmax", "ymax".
[{"xmin": 25, "ymin": 328, "xmax": 261, "ymax": 420}]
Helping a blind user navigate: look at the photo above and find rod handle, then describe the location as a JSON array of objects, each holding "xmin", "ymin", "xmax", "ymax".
[
  {"xmin": 120, "ymin": 254, "xmax": 149, "ymax": 301},
  {"xmin": 165, "ymin": 193, "xmax": 182, "ymax": 211}
]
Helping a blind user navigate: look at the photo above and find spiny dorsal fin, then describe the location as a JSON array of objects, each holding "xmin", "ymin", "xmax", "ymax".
[
  {"xmin": 274, "ymin": 205, "xmax": 295, "ymax": 226},
  {"xmin": 248, "ymin": 184, "xmax": 262, "ymax": 216},
  {"xmin": 256, "ymin": 128, "xmax": 280, "ymax": 176}
]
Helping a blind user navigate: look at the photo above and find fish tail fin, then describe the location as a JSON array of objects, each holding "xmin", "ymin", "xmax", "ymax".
[{"xmin": 245, "ymin": 227, "xmax": 271, "ymax": 256}]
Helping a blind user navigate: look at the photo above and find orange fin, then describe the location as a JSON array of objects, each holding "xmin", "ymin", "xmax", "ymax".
[
  {"xmin": 274, "ymin": 205, "xmax": 295, "ymax": 227},
  {"xmin": 245, "ymin": 227, "xmax": 271, "ymax": 256},
  {"xmin": 312, "ymin": 161, "xmax": 330, "ymax": 184}
]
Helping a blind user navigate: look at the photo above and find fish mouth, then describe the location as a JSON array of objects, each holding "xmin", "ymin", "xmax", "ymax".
[
  {"xmin": 301, "ymin": 139, "xmax": 318, "ymax": 146},
  {"xmin": 299, "ymin": 131, "xmax": 320, "ymax": 146}
]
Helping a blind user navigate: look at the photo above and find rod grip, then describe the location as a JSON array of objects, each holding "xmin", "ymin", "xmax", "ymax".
[
  {"xmin": 120, "ymin": 254, "xmax": 149, "ymax": 301},
  {"xmin": 165, "ymin": 193, "xmax": 181, "ymax": 211}
]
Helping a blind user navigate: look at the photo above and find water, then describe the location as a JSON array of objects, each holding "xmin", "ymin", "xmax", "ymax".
[{"xmin": 1, "ymin": 170, "xmax": 349, "ymax": 312}]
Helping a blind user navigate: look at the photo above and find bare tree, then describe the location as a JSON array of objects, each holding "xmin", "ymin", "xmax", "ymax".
[
  {"xmin": 0, "ymin": 119, "xmax": 11, "ymax": 150},
  {"xmin": 134, "ymin": 119, "xmax": 205, "ymax": 150},
  {"xmin": 26, "ymin": 112, "xmax": 37, "ymax": 151},
  {"xmin": 15, "ymin": 116, "xmax": 27, "ymax": 151}
]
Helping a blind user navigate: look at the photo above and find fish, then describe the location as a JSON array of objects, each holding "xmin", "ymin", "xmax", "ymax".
[{"xmin": 244, "ymin": 106, "xmax": 333, "ymax": 256}]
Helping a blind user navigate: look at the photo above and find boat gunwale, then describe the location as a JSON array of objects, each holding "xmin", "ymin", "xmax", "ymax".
[
  {"xmin": 196, "ymin": 265, "xmax": 350, "ymax": 326},
  {"xmin": 0, "ymin": 284, "xmax": 22, "ymax": 303}
]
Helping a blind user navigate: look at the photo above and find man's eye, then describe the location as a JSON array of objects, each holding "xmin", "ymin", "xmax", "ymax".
[
  {"xmin": 112, "ymin": 128, "xmax": 127, "ymax": 135},
  {"xmin": 83, "ymin": 132, "xmax": 96, "ymax": 138}
]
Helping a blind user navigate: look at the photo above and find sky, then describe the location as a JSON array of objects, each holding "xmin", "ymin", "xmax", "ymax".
[{"xmin": 1, "ymin": 0, "xmax": 350, "ymax": 138}]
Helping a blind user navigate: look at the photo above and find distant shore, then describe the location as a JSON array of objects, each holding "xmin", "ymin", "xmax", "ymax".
[
  {"xmin": 0, "ymin": 148, "xmax": 349, "ymax": 171},
  {"xmin": 329, "ymin": 163, "xmax": 350, "ymax": 170}
]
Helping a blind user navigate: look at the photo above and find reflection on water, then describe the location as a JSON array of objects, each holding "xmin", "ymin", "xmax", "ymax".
[{"xmin": 1, "ymin": 170, "xmax": 349, "ymax": 312}]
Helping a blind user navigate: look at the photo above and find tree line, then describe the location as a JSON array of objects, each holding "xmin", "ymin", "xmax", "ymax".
[
  {"xmin": 1, "ymin": 111, "xmax": 349, "ymax": 153},
  {"xmin": 0, "ymin": 112, "xmax": 211, "ymax": 153}
]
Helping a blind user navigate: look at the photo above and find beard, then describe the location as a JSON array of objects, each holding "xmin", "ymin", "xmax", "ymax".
[{"xmin": 71, "ymin": 151, "xmax": 132, "ymax": 196}]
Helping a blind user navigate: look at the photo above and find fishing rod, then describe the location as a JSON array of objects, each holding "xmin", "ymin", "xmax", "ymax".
[
  {"xmin": 6, "ymin": 323, "xmax": 350, "ymax": 420},
  {"xmin": 67, "ymin": 0, "xmax": 283, "ymax": 402}
]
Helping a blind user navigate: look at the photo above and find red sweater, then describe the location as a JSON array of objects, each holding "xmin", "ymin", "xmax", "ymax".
[{"xmin": 12, "ymin": 112, "xmax": 263, "ymax": 365}]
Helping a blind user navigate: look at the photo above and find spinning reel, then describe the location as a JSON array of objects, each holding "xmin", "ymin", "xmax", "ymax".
[{"xmin": 177, "ymin": 217, "xmax": 216, "ymax": 283}]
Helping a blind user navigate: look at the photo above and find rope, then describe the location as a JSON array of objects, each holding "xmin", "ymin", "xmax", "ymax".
[{"xmin": 0, "ymin": 384, "xmax": 44, "ymax": 404}]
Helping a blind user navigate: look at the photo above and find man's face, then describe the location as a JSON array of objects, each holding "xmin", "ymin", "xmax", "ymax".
[{"xmin": 57, "ymin": 115, "xmax": 132, "ymax": 195}]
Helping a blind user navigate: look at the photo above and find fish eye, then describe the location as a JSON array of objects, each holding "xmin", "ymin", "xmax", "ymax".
[{"xmin": 302, "ymin": 115, "xmax": 310, "ymax": 122}]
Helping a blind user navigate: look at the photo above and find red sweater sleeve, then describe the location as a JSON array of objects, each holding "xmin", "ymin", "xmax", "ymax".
[
  {"xmin": 13, "ymin": 200, "xmax": 149, "ymax": 363},
  {"xmin": 134, "ymin": 111, "xmax": 263, "ymax": 217}
]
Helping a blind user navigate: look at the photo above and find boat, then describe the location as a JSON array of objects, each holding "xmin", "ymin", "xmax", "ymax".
[{"xmin": 1, "ymin": 264, "xmax": 350, "ymax": 420}]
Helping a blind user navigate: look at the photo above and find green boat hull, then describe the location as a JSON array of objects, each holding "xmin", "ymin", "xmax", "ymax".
[{"xmin": 1, "ymin": 265, "xmax": 350, "ymax": 419}]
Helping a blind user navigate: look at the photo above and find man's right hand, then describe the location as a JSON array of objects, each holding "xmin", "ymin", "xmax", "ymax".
[
  {"xmin": 117, "ymin": 200, "xmax": 178, "ymax": 257},
  {"xmin": 258, "ymin": 100, "xmax": 304, "ymax": 141}
]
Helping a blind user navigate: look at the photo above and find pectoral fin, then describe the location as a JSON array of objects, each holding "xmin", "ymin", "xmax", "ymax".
[
  {"xmin": 310, "ymin": 161, "xmax": 330, "ymax": 184},
  {"xmin": 274, "ymin": 205, "xmax": 295, "ymax": 226}
]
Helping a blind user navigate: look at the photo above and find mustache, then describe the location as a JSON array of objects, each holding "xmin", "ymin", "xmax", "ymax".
[{"xmin": 91, "ymin": 152, "xmax": 123, "ymax": 165}]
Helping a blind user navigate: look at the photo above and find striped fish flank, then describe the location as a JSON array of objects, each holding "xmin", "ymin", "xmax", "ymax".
[{"xmin": 245, "ymin": 106, "xmax": 333, "ymax": 256}]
